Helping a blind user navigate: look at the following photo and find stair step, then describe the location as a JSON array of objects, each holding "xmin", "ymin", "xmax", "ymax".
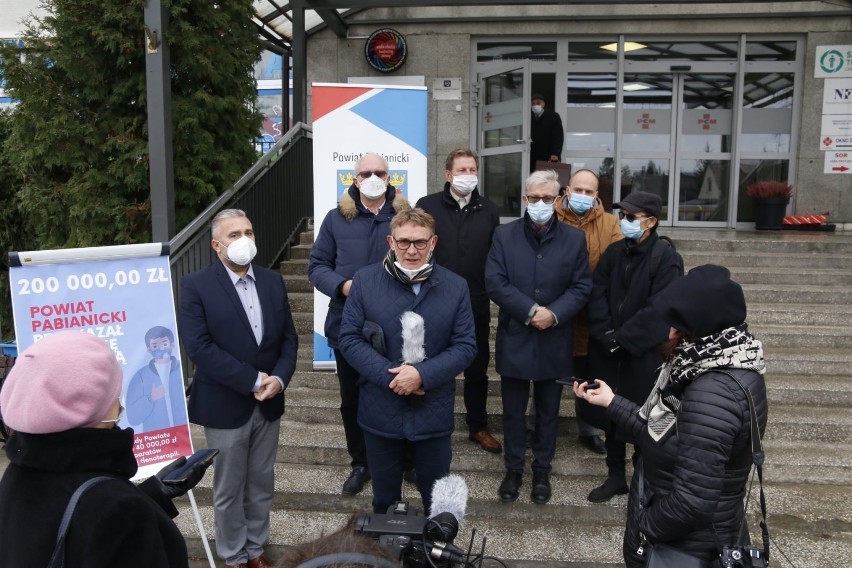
[
  {"xmin": 176, "ymin": 462, "xmax": 852, "ymax": 566},
  {"xmin": 680, "ymin": 251, "xmax": 852, "ymax": 269}
]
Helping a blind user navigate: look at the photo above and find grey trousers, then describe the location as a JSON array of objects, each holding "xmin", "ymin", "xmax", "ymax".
[{"xmin": 204, "ymin": 405, "xmax": 280, "ymax": 565}]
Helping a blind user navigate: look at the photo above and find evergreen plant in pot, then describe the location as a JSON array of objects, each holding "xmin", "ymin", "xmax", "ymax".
[{"xmin": 747, "ymin": 181, "xmax": 793, "ymax": 230}]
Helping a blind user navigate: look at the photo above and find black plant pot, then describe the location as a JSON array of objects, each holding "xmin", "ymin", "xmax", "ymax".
[{"xmin": 753, "ymin": 197, "xmax": 789, "ymax": 230}]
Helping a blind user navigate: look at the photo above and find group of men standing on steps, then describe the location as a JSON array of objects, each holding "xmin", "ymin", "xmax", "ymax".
[
  {"xmin": 176, "ymin": 146, "xmax": 682, "ymax": 566},
  {"xmin": 307, "ymin": 147, "xmax": 683, "ymax": 511}
]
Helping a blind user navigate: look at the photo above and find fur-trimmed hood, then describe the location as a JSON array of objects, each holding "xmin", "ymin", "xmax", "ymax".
[{"xmin": 338, "ymin": 185, "xmax": 410, "ymax": 221}]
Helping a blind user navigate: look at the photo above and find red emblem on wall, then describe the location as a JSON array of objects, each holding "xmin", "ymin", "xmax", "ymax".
[
  {"xmin": 698, "ymin": 113, "xmax": 717, "ymax": 130},
  {"xmin": 637, "ymin": 113, "xmax": 656, "ymax": 129}
]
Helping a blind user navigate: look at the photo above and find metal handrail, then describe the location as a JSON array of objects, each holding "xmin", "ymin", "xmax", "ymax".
[{"xmin": 169, "ymin": 122, "xmax": 313, "ymax": 256}]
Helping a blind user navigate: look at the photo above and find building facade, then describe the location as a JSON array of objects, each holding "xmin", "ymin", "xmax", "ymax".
[{"xmin": 305, "ymin": 3, "xmax": 852, "ymax": 228}]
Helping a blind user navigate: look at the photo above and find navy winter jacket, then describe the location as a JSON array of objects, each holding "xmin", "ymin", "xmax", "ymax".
[
  {"xmin": 485, "ymin": 217, "xmax": 592, "ymax": 380},
  {"xmin": 338, "ymin": 263, "xmax": 476, "ymax": 441},
  {"xmin": 308, "ymin": 184, "xmax": 410, "ymax": 348}
]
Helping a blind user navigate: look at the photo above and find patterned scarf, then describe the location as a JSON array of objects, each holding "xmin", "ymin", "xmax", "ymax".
[
  {"xmin": 639, "ymin": 323, "xmax": 765, "ymax": 442},
  {"xmin": 382, "ymin": 248, "xmax": 433, "ymax": 287}
]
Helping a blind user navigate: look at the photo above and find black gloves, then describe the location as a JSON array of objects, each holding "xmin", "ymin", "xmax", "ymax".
[{"xmin": 604, "ymin": 330, "xmax": 622, "ymax": 356}]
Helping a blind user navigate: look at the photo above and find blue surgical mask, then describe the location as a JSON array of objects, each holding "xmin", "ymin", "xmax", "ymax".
[
  {"xmin": 526, "ymin": 201, "xmax": 554, "ymax": 225},
  {"xmin": 620, "ymin": 218, "xmax": 645, "ymax": 240},
  {"xmin": 531, "ymin": 105, "xmax": 543, "ymax": 116},
  {"xmin": 568, "ymin": 193, "xmax": 595, "ymax": 214},
  {"xmin": 152, "ymin": 348, "xmax": 172, "ymax": 359}
]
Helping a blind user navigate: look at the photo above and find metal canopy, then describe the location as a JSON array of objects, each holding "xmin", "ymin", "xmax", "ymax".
[{"xmin": 253, "ymin": 0, "xmax": 850, "ymax": 49}]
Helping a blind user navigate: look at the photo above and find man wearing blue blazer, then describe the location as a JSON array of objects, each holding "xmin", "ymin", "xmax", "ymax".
[
  {"xmin": 486, "ymin": 170, "xmax": 592, "ymax": 505},
  {"xmin": 180, "ymin": 209, "xmax": 298, "ymax": 568}
]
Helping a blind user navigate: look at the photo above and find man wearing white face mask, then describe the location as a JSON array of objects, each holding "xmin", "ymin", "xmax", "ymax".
[
  {"xmin": 180, "ymin": 208, "xmax": 299, "ymax": 568},
  {"xmin": 585, "ymin": 191, "xmax": 683, "ymax": 504},
  {"xmin": 552, "ymin": 169, "xmax": 622, "ymax": 455},
  {"xmin": 530, "ymin": 93, "xmax": 564, "ymax": 172},
  {"xmin": 338, "ymin": 208, "xmax": 476, "ymax": 514},
  {"xmin": 309, "ymin": 152, "xmax": 411, "ymax": 497},
  {"xmin": 416, "ymin": 149, "xmax": 501, "ymax": 454},
  {"xmin": 485, "ymin": 170, "xmax": 592, "ymax": 505}
]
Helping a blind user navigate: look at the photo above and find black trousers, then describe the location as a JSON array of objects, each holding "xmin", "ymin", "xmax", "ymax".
[
  {"xmin": 364, "ymin": 431, "xmax": 451, "ymax": 515},
  {"xmin": 501, "ymin": 376, "xmax": 563, "ymax": 474},
  {"xmin": 333, "ymin": 349, "xmax": 367, "ymax": 468},
  {"xmin": 463, "ymin": 313, "xmax": 491, "ymax": 434}
]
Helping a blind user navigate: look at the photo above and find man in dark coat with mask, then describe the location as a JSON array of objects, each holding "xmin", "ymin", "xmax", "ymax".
[
  {"xmin": 529, "ymin": 93, "xmax": 564, "ymax": 171},
  {"xmin": 586, "ymin": 191, "xmax": 683, "ymax": 503},
  {"xmin": 417, "ymin": 148, "xmax": 502, "ymax": 454}
]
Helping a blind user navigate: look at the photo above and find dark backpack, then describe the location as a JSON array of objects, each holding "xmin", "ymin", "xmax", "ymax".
[{"xmin": 649, "ymin": 235, "xmax": 676, "ymax": 282}]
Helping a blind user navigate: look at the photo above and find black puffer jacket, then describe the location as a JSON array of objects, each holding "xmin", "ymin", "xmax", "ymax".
[{"xmin": 607, "ymin": 368, "xmax": 769, "ymax": 567}]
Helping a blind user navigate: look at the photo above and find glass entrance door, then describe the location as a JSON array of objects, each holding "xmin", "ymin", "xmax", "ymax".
[
  {"xmin": 621, "ymin": 72, "xmax": 734, "ymax": 226},
  {"xmin": 476, "ymin": 61, "xmax": 530, "ymax": 218}
]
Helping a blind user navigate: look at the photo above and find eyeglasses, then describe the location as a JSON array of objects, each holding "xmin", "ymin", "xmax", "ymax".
[
  {"xmin": 393, "ymin": 237, "xmax": 432, "ymax": 250},
  {"xmin": 100, "ymin": 398, "xmax": 126, "ymax": 424},
  {"xmin": 618, "ymin": 211, "xmax": 649, "ymax": 223},
  {"xmin": 356, "ymin": 170, "xmax": 388, "ymax": 179},
  {"xmin": 525, "ymin": 195, "xmax": 556, "ymax": 204}
]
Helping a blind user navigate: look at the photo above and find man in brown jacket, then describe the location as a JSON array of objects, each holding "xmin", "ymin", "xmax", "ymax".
[{"xmin": 553, "ymin": 169, "xmax": 622, "ymax": 453}]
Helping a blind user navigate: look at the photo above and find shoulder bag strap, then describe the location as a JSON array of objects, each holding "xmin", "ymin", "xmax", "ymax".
[
  {"xmin": 715, "ymin": 369, "xmax": 770, "ymax": 562},
  {"xmin": 47, "ymin": 476, "xmax": 114, "ymax": 568}
]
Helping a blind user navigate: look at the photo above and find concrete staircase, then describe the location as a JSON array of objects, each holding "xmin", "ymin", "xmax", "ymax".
[{"xmin": 183, "ymin": 228, "xmax": 852, "ymax": 567}]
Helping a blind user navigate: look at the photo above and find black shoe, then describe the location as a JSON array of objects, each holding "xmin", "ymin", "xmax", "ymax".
[
  {"xmin": 578, "ymin": 435, "xmax": 606, "ymax": 455},
  {"xmin": 342, "ymin": 465, "xmax": 370, "ymax": 496},
  {"xmin": 403, "ymin": 467, "xmax": 417, "ymax": 485},
  {"xmin": 587, "ymin": 474, "xmax": 628, "ymax": 503},
  {"xmin": 498, "ymin": 470, "xmax": 523, "ymax": 503},
  {"xmin": 531, "ymin": 472, "xmax": 551, "ymax": 504}
]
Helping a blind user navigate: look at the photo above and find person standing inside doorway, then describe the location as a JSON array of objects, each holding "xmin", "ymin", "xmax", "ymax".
[{"xmin": 530, "ymin": 93, "xmax": 564, "ymax": 172}]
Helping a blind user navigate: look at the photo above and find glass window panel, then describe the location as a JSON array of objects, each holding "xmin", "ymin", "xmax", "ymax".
[
  {"xmin": 477, "ymin": 42, "xmax": 557, "ymax": 62},
  {"xmin": 678, "ymin": 159, "xmax": 730, "ymax": 222},
  {"xmin": 482, "ymin": 153, "xmax": 523, "ymax": 217},
  {"xmin": 746, "ymin": 40, "xmax": 797, "ymax": 62},
  {"xmin": 681, "ymin": 73, "xmax": 734, "ymax": 153},
  {"xmin": 620, "ymin": 159, "xmax": 671, "ymax": 221},
  {"xmin": 568, "ymin": 41, "xmax": 618, "ymax": 61},
  {"xmin": 741, "ymin": 72, "xmax": 793, "ymax": 153},
  {"xmin": 565, "ymin": 73, "xmax": 616, "ymax": 151},
  {"xmin": 482, "ymin": 70, "xmax": 524, "ymax": 149},
  {"xmin": 622, "ymin": 74, "xmax": 672, "ymax": 152},
  {"xmin": 736, "ymin": 159, "xmax": 790, "ymax": 222},
  {"xmin": 624, "ymin": 41, "xmax": 738, "ymax": 61}
]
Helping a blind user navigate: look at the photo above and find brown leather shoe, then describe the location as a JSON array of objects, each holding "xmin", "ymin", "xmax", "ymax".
[
  {"xmin": 247, "ymin": 554, "xmax": 274, "ymax": 568},
  {"xmin": 469, "ymin": 430, "xmax": 502, "ymax": 453}
]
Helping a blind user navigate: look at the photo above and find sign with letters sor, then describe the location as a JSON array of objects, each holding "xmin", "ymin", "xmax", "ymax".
[{"xmin": 824, "ymin": 150, "xmax": 852, "ymax": 174}]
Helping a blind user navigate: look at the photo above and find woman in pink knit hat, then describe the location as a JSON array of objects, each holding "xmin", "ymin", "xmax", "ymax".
[{"xmin": 0, "ymin": 330, "xmax": 206, "ymax": 567}]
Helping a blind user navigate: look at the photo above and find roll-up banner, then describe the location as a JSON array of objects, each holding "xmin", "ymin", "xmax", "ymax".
[
  {"xmin": 8, "ymin": 243, "xmax": 192, "ymax": 480},
  {"xmin": 311, "ymin": 83, "xmax": 428, "ymax": 369}
]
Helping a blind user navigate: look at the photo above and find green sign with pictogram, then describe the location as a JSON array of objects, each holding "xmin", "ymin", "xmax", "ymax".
[{"xmin": 815, "ymin": 45, "xmax": 852, "ymax": 78}]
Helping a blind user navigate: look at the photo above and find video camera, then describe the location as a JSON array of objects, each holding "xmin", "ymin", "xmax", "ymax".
[
  {"xmin": 355, "ymin": 475, "xmax": 501, "ymax": 568},
  {"xmin": 719, "ymin": 545, "xmax": 767, "ymax": 568}
]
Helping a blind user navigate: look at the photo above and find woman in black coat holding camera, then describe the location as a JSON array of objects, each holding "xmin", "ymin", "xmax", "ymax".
[{"xmin": 576, "ymin": 265, "xmax": 768, "ymax": 567}]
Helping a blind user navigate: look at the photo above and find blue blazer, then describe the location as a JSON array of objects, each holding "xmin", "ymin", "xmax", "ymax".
[{"xmin": 180, "ymin": 261, "xmax": 299, "ymax": 429}]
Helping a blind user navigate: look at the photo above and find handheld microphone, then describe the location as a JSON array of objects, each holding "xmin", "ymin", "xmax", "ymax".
[{"xmin": 427, "ymin": 474, "xmax": 468, "ymax": 543}]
